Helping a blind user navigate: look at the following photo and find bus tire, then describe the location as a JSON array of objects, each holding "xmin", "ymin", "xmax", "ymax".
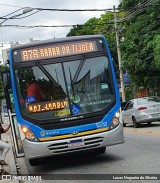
[
  {"xmin": 94, "ymin": 147, "xmax": 106, "ymax": 154},
  {"xmin": 29, "ymin": 158, "xmax": 40, "ymax": 166}
]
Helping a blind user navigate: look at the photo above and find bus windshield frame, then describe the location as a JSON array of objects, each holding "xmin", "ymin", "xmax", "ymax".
[{"xmin": 11, "ymin": 36, "xmax": 116, "ymax": 125}]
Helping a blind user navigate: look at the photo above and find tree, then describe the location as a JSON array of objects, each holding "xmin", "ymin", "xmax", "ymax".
[
  {"xmin": 66, "ymin": 17, "xmax": 99, "ymax": 37},
  {"xmin": 119, "ymin": 0, "xmax": 140, "ymax": 10},
  {"xmin": 153, "ymin": 35, "xmax": 160, "ymax": 68},
  {"xmin": 120, "ymin": 0, "xmax": 160, "ymax": 88}
]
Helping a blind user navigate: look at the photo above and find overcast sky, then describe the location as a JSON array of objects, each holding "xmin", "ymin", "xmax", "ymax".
[{"xmin": 0, "ymin": 0, "xmax": 120, "ymax": 60}]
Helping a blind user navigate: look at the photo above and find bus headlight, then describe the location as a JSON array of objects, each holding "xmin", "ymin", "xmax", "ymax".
[
  {"xmin": 110, "ymin": 111, "xmax": 120, "ymax": 130},
  {"xmin": 21, "ymin": 126, "xmax": 39, "ymax": 142}
]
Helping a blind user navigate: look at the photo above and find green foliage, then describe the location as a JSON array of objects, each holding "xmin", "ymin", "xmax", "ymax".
[
  {"xmin": 120, "ymin": 0, "xmax": 160, "ymax": 88},
  {"xmin": 125, "ymin": 86, "xmax": 134, "ymax": 101},
  {"xmin": 66, "ymin": 17, "xmax": 99, "ymax": 37},
  {"xmin": 66, "ymin": 0, "xmax": 160, "ymax": 89},
  {"xmin": 153, "ymin": 35, "xmax": 160, "ymax": 67},
  {"xmin": 119, "ymin": 0, "xmax": 140, "ymax": 10}
]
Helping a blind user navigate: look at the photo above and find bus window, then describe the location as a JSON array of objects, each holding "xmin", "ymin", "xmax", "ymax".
[
  {"xmin": 15, "ymin": 64, "xmax": 68, "ymax": 120},
  {"xmin": 64, "ymin": 56, "xmax": 114, "ymax": 112}
]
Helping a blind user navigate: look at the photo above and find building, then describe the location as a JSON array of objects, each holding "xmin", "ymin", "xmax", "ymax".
[
  {"xmin": 1, "ymin": 39, "xmax": 39, "ymax": 65},
  {"xmin": 1, "ymin": 48, "xmax": 9, "ymax": 65}
]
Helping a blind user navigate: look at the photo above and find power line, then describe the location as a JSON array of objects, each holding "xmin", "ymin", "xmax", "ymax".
[
  {"xmin": 33, "ymin": 8, "xmax": 117, "ymax": 11},
  {"xmin": 0, "ymin": 3, "xmax": 118, "ymax": 11},
  {"xmin": 0, "ymin": 3, "xmax": 23, "ymax": 8},
  {"xmin": 8, "ymin": 10, "xmax": 41, "ymax": 20},
  {"xmin": 0, "ymin": 2, "xmax": 159, "ymax": 11},
  {"xmin": 1, "ymin": 8, "xmax": 24, "ymax": 18},
  {"xmin": 1, "ymin": 19, "xmax": 159, "ymax": 30},
  {"xmin": 0, "ymin": 8, "xmax": 40, "ymax": 26},
  {"xmin": 0, "ymin": 1, "xmax": 159, "ymax": 23},
  {"xmin": 0, "ymin": 1, "xmax": 159, "ymax": 31},
  {"xmin": 0, "ymin": 11, "xmax": 40, "ymax": 21},
  {"xmin": 118, "ymin": 0, "xmax": 159, "ymax": 21},
  {"xmin": 0, "ymin": 22, "xmax": 116, "ymax": 28}
]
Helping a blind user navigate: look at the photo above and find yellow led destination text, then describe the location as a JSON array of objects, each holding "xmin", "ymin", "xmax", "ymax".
[
  {"xmin": 27, "ymin": 100, "xmax": 68, "ymax": 113},
  {"xmin": 21, "ymin": 41, "xmax": 97, "ymax": 61}
]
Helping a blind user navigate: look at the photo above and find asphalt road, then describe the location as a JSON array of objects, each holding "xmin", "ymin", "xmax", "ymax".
[{"xmin": 17, "ymin": 122, "xmax": 160, "ymax": 183}]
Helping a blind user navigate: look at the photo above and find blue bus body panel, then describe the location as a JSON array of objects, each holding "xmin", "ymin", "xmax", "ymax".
[
  {"xmin": 29, "ymin": 108, "xmax": 118, "ymax": 139},
  {"xmin": 102, "ymin": 37, "xmax": 120, "ymax": 107}
]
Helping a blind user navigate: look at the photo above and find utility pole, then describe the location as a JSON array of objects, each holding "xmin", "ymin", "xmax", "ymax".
[{"xmin": 113, "ymin": 6, "xmax": 126, "ymax": 102}]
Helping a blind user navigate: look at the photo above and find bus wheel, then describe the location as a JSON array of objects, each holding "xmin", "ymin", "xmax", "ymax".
[
  {"xmin": 29, "ymin": 158, "xmax": 41, "ymax": 166},
  {"xmin": 94, "ymin": 147, "xmax": 106, "ymax": 154}
]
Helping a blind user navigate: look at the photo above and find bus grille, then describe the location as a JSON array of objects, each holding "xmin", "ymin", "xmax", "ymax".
[{"xmin": 47, "ymin": 136, "xmax": 104, "ymax": 154}]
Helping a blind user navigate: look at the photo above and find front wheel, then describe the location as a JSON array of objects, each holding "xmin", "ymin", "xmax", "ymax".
[
  {"xmin": 94, "ymin": 147, "xmax": 106, "ymax": 154},
  {"xmin": 132, "ymin": 117, "xmax": 139, "ymax": 128},
  {"xmin": 29, "ymin": 158, "xmax": 41, "ymax": 166}
]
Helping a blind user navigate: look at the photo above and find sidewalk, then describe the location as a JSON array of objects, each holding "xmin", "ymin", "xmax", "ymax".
[
  {"xmin": 0, "ymin": 122, "xmax": 19, "ymax": 183},
  {"xmin": 1, "ymin": 130, "xmax": 17, "ymax": 174}
]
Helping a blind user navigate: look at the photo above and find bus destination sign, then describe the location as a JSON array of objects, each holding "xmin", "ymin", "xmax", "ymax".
[
  {"xmin": 27, "ymin": 100, "xmax": 68, "ymax": 113},
  {"xmin": 20, "ymin": 41, "xmax": 98, "ymax": 61}
]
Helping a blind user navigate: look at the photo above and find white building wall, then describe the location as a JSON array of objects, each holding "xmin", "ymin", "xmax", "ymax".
[{"xmin": 1, "ymin": 48, "xmax": 9, "ymax": 65}]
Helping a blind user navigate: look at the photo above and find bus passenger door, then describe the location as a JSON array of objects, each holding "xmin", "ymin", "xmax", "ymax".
[{"xmin": 1, "ymin": 71, "xmax": 24, "ymax": 157}]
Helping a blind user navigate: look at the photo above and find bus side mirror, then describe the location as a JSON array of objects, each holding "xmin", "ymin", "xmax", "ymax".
[{"xmin": 1, "ymin": 72, "xmax": 10, "ymax": 89}]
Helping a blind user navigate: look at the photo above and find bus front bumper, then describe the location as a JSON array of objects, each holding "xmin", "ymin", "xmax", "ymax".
[{"xmin": 23, "ymin": 124, "xmax": 124, "ymax": 160}]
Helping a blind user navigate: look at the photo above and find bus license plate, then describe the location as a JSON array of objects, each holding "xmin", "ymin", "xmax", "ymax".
[{"xmin": 68, "ymin": 139, "xmax": 84, "ymax": 148}]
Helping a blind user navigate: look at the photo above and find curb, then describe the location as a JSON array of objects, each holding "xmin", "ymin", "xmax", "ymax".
[{"xmin": 0, "ymin": 131, "xmax": 19, "ymax": 182}]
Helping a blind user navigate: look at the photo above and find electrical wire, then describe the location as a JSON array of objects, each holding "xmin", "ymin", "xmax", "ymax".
[
  {"xmin": 1, "ymin": 8, "xmax": 25, "ymax": 18},
  {"xmin": 0, "ymin": 0, "xmax": 159, "ymax": 23},
  {"xmin": 8, "ymin": 10, "xmax": 41, "ymax": 20},
  {"xmin": 0, "ymin": 2, "xmax": 159, "ymax": 11},
  {"xmin": 118, "ymin": 0, "xmax": 159, "ymax": 21},
  {"xmin": 0, "ymin": 22, "xmax": 115, "ymax": 28},
  {"xmin": 0, "ymin": 9, "xmax": 41, "ymax": 25},
  {"xmin": 0, "ymin": 1, "xmax": 158, "ymax": 32},
  {"xmin": 0, "ymin": 3, "xmax": 23, "ymax": 8}
]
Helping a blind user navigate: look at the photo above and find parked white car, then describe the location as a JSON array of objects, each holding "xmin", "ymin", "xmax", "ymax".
[{"xmin": 122, "ymin": 97, "xmax": 160, "ymax": 128}]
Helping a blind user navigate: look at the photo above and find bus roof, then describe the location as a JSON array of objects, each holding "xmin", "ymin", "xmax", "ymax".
[{"xmin": 11, "ymin": 35, "xmax": 104, "ymax": 50}]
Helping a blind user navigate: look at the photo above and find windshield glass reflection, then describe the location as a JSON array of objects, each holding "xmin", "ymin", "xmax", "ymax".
[{"xmin": 15, "ymin": 56, "xmax": 115, "ymax": 121}]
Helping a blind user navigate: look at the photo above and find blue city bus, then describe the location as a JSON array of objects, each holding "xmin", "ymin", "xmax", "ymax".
[{"xmin": 2, "ymin": 35, "xmax": 124, "ymax": 166}]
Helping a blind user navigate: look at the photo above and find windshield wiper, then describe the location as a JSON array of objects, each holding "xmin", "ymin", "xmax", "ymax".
[
  {"xmin": 72, "ymin": 55, "xmax": 87, "ymax": 83},
  {"xmin": 36, "ymin": 62, "xmax": 60, "ymax": 87},
  {"xmin": 69, "ymin": 67, "xmax": 75, "ymax": 98}
]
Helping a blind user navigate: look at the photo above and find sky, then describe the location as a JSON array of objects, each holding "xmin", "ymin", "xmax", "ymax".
[{"xmin": 0, "ymin": 0, "xmax": 120, "ymax": 60}]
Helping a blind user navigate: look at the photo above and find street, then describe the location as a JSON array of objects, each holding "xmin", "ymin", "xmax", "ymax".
[{"xmin": 16, "ymin": 122, "xmax": 160, "ymax": 182}]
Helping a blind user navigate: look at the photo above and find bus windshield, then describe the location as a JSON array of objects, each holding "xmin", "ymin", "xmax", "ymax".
[{"xmin": 15, "ymin": 55, "xmax": 115, "ymax": 121}]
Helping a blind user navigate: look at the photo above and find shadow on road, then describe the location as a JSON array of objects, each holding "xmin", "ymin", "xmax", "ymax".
[
  {"xmin": 30, "ymin": 149, "xmax": 124, "ymax": 173},
  {"xmin": 124, "ymin": 122, "xmax": 160, "ymax": 129}
]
